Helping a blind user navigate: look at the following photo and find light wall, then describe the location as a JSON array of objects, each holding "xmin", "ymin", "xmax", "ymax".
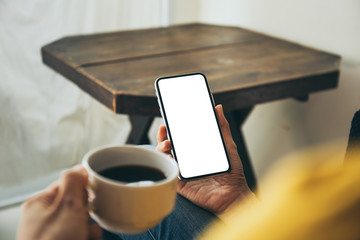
[{"xmin": 195, "ymin": 0, "xmax": 360, "ymax": 179}]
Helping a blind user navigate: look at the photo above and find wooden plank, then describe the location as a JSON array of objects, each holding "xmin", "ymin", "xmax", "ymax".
[
  {"xmin": 83, "ymin": 38, "xmax": 340, "ymax": 93},
  {"xmin": 215, "ymin": 72, "xmax": 338, "ymax": 113},
  {"xmin": 42, "ymin": 23, "xmax": 264, "ymax": 68},
  {"xmin": 112, "ymin": 72, "xmax": 338, "ymax": 116},
  {"xmin": 79, "ymin": 37, "xmax": 340, "ymax": 114}
]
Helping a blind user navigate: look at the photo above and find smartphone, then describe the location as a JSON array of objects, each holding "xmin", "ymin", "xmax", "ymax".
[{"xmin": 155, "ymin": 73, "xmax": 231, "ymax": 181}]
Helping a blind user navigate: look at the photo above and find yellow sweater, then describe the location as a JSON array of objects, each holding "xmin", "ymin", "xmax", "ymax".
[{"xmin": 200, "ymin": 143, "xmax": 360, "ymax": 240}]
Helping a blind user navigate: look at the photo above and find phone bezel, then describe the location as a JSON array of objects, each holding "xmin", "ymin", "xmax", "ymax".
[{"xmin": 155, "ymin": 73, "xmax": 231, "ymax": 181}]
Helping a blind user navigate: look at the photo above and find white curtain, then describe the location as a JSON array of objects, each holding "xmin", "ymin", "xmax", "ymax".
[{"xmin": 0, "ymin": 0, "xmax": 166, "ymax": 207}]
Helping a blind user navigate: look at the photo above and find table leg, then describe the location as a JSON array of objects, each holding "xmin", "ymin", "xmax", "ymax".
[
  {"xmin": 294, "ymin": 94, "xmax": 309, "ymax": 102},
  {"xmin": 224, "ymin": 108, "xmax": 257, "ymax": 190},
  {"xmin": 127, "ymin": 115, "xmax": 154, "ymax": 145}
]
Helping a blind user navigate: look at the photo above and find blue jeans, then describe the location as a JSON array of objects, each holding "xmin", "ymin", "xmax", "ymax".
[{"xmin": 102, "ymin": 194, "xmax": 217, "ymax": 240}]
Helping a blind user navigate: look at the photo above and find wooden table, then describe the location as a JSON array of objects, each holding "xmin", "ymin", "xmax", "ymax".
[{"xmin": 41, "ymin": 23, "xmax": 340, "ymax": 189}]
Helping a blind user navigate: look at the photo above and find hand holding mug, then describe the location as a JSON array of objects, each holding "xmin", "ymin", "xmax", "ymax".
[{"xmin": 82, "ymin": 145, "xmax": 179, "ymax": 234}]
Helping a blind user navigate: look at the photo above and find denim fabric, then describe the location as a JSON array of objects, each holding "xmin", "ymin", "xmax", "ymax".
[{"xmin": 102, "ymin": 194, "xmax": 217, "ymax": 240}]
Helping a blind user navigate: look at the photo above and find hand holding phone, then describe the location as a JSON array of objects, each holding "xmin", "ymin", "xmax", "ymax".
[
  {"xmin": 155, "ymin": 73, "xmax": 231, "ymax": 181},
  {"xmin": 156, "ymin": 104, "xmax": 254, "ymax": 214}
]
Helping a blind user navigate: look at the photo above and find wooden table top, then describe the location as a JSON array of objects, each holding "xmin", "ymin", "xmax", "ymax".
[{"xmin": 42, "ymin": 23, "xmax": 340, "ymax": 116}]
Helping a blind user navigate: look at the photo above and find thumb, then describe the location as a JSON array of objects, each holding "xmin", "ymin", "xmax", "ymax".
[
  {"xmin": 56, "ymin": 166, "xmax": 88, "ymax": 208},
  {"xmin": 215, "ymin": 105, "xmax": 233, "ymax": 141}
]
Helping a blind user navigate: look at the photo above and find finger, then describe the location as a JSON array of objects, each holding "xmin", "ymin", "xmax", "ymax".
[
  {"xmin": 156, "ymin": 139, "xmax": 172, "ymax": 154},
  {"xmin": 39, "ymin": 182, "xmax": 60, "ymax": 206},
  {"xmin": 71, "ymin": 164, "xmax": 89, "ymax": 181},
  {"xmin": 157, "ymin": 125, "xmax": 168, "ymax": 143},
  {"xmin": 88, "ymin": 222, "xmax": 102, "ymax": 240},
  {"xmin": 215, "ymin": 105, "xmax": 239, "ymax": 158},
  {"xmin": 215, "ymin": 105, "xmax": 232, "ymax": 140},
  {"xmin": 71, "ymin": 166, "xmax": 89, "ymax": 204},
  {"xmin": 56, "ymin": 166, "xmax": 88, "ymax": 208},
  {"xmin": 24, "ymin": 183, "xmax": 60, "ymax": 209}
]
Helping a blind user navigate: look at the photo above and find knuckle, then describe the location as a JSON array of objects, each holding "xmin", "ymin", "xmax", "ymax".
[
  {"xmin": 61, "ymin": 195, "xmax": 83, "ymax": 210},
  {"xmin": 22, "ymin": 198, "xmax": 35, "ymax": 209},
  {"xmin": 61, "ymin": 196, "xmax": 76, "ymax": 207},
  {"xmin": 23, "ymin": 192, "xmax": 42, "ymax": 206}
]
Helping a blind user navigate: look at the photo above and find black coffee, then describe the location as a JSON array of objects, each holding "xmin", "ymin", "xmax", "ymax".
[{"xmin": 98, "ymin": 165, "xmax": 166, "ymax": 183}]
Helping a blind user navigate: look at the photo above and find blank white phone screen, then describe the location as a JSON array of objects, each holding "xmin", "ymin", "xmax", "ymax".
[{"xmin": 157, "ymin": 74, "xmax": 230, "ymax": 179}]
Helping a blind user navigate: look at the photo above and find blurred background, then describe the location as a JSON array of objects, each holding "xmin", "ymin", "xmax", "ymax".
[{"xmin": 0, "ymin": 0, "xmax": 359, "ymax": 238}]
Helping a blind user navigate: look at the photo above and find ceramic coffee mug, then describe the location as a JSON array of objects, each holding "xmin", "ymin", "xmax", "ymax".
[{"xmin": 82, "ymin": 145, "xmax": 179, "ymax": 234}]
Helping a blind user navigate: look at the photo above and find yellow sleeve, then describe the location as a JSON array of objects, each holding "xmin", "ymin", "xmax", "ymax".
[{"xmin": 199, "ymin": 143, "xmax": 360, "ymax": 240}]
